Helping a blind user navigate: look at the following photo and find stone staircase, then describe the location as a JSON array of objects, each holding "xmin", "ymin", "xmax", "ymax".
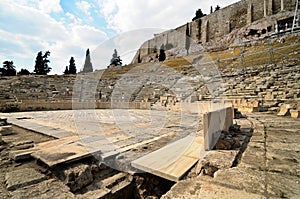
[{"xmin": 0, "ymin": 58, "xmax": 299, "ymax": 113}]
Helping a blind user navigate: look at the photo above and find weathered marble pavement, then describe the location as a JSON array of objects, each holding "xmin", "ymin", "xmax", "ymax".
[
  {"xmin": 162, "ymin": 112, "xmax": 300, "ymax": 199},
  {"xmin": 3, "ymin": 110, "xmax": 201, "ymax": 169}
]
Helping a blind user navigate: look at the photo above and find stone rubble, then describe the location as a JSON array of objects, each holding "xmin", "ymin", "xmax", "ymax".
[{"xmin": 59, "ymin": 163, "xmax": 94, "ymax": 192}]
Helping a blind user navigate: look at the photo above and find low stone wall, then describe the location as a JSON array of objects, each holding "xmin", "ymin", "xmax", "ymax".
[
  {"xmin": 203, "ymin": 107, "xmax": 234, "ymax": 150},
  {"xmin": 0, "ymin": 101, "xmax": 151, "ymax": 112},
  {"xmin": 167, "ymin": 101, "xmax": 232, "ymax": 114}
]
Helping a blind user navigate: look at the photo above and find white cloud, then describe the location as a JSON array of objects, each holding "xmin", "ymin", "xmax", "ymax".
[
  {"xmin": 0, "ymin": 0, "xmax": 67, "ymax": 41},
  {"xmin": 66, "ymin": 12, "xmax": 83, "ymax": 25},
  {"xmin": 51, "ymin": 24, "xmax": 107, "ymax": 72},
  {"xmin": 0, "ymin": 0, "xmax": 108, "ymax": 74},
  {"xmin": 9, "ymin": 0, "xmax": 63, "ymax": 14},
  {"xmin": 76, "ymin": 1, "xmax": 92, "ymax": 16},
  {"xmin": 98, "ymin": 0, "xmax": 240, "ymax": 32},
  {"xmin": 92, "ymin": 28, "xmax": 163, "ymax": 69},
  {"xmin": 39, "ymin": 0, "xmax": 63, "ymax": 14}
]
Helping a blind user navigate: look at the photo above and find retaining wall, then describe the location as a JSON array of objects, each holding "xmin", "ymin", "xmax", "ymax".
[
  {"xmin": 132, "ymin": 0, "xmax": 296, "ymax": 63},
  {"xmin": 0, "ymin": 101, "xmax": 151, "ymax": 112}
]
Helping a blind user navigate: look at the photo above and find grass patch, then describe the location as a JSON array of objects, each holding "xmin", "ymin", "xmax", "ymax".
[
  {"xmin": 163, "ymin": 57, "xmax": 191, "ymax": 68},
  {"xmin": 202, "ymin": 35, "xmax": 300, "ymax": 69}
]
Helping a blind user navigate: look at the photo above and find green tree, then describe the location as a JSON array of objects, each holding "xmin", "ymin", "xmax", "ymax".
[
  {"xmin": 185, "ymin": 23, "xmax": 191, "ymax": 55},
  {"xmin": 82, "ymin": 48, "xmax": 93, "ymax": 73},
  {"xmin": 34, "ymin": 51, "xmax": 51, "ymax": 75},
  {"xmin": 1, "ymin": 61, "xmax": 16, "ymax": 76},
  {"xmin": 137, "ymin": 53, "xmax": 141, "ymax": 63},
  {"xmin": 110, "ymin": 49, "xmax": 122, "ymax": 67},
  {"xmin": 68, "ymin": 57, "xmax": 77, "ymax": 74},
  {"xmin": 158, "ymin": 44, "xmax": 166, "ymax": 62},
  {"xmin": 18, "ymin": 69, "xmax": 30, "ymax": 75},
  {"xmin": 34, "ymin": 51, "xmax": 43, "ymax": 74},
  {"xmin": 64, "ymin": 66, "xmax": 69, "ymax": 75},
  {"xmin": 192, "ymin": 9, "xmax": 206, "ymax": 21}
]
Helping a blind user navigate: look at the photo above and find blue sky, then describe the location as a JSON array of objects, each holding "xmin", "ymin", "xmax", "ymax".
[{"xmin": 0, "ymin": 0, "xmax": 239, "ymax": 74}]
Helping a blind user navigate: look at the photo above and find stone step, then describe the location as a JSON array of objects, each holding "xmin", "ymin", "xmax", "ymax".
[{"xmin": 78, "ymin": 172, "xmax": 132, "ymax": 199}]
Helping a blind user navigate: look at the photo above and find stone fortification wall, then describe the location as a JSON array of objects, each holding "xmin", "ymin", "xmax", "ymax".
[{"xmin": 132, "ymin": 0, "xmax": 296, "ymax": 63}]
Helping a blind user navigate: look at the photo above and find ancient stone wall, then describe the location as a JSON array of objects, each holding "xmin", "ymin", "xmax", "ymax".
[
  {"xmin": 0, "ymin": 101, "xmax": 151, "ymax": 112},
  {"xmin": 132, "ymin": 0, "xmax": 296, "ymax": 63}
]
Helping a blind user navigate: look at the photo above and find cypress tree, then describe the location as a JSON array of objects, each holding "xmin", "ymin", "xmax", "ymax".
[
  {"xmin": 185, "ymin": 23, "xmax": 191, "ymax": 55},
  {"xmin": 64, "ymin": 66, "xmax": 69, "ymax": 74},
  {"xmin": 69, "ymin": 57, "xmax": 77, "ymax": 74},
  {"xmin": 158, "ymin": 44, "xmax": 166, "ymax": 62},
  {"xmin": 82, "ymin": 48, "xmax": 93, "ymax": 73}
]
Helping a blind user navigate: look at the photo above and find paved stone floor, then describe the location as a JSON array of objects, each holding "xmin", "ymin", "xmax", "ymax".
[
  {"xmin": 162, "ymin": 112, "xmax": 300, "ymax": 199},
  {"xmin": 4, "ymin": 110, "xmax": 200, "ymax": 138},
  {"xmin": 3, "ymin": 110, "xmax": 201, "ymax": 170},
  {"xmin": 3, "ymin": 110, "xmax": 299, "ymax": 198}
]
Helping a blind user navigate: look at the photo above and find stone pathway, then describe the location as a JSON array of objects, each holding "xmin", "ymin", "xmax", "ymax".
[
  {"xmin": 3, "ymin": 110, "xmax": 200, "ymax": 168},
  {"xmin": 162, "ymin": 112, "xmax": 300, "ymax": 198}
]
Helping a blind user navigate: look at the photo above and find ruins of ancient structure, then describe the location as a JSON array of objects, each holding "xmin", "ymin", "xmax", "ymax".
[
  {"xmin": 0, "ymin": 0, "xmax": 299, "ymax": 198},
  {"xmin": 132, "ymin": 0, "xmax": 299, "ymax": 63}
]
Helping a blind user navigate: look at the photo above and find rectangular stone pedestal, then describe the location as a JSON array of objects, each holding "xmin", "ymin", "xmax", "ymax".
[{"xmin": 203, "ymin": 107, "xmax": 234, "ymax": 150}]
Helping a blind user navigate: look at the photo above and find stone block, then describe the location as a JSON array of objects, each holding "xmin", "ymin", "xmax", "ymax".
[
  {"xmin": 203, "ymin": 107, "xmax": 233, "ymax": 150},
  {"xmin": 13, "ymin": 140, "xmax": 34, "ymax": 147},
  {"xmin": 61, "ymin": 163, "xmax": 93, "ymax": 192},
  {"xmin": 251, "ymin": 100, "xmax": 259, "ymax": 107},
  {"xmin": 213, "ymin": 168, "xmax": 265, "ymax": 195},
  {"xmin": 9, "ymin": 149, "xmax": 34, "ymax": 161},
  {"xmin": 238, "ymin": 107, "xmax": 259, "ymax": 113},
  {"xmin": 290, "ymin": 110, "xmax": 300, "ymax": 118},
  {"xmin": 0, "ymin": 125, "xmax": 13, "ymax": 136},
  {"xmin": 197, "ymin": 150, "xmax": 239, "ymax": 174},
  {"xmin": 265, "ymin": 92, "xmax": 273, "ymax": 100},
  {"xmin": 268, "ymin": 107, "xmax": 279, "ymax": 112},
  {"xmin": 277, "ymin": 104, "xmax": 292, "ymax": 116}
]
